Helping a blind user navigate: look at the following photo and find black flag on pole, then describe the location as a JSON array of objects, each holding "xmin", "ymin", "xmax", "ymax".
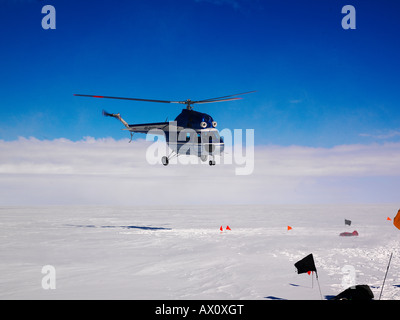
[
  {"xmin": 345, "ymin": 219, "xmax": 352, "ymax": 226},
  {"xmin": 294, "ymin": 254, "xmax": 317, "ymax": 275},
  {"xmin": 294, "ymin": 253, "xmax": 323, "ymax": 299}
]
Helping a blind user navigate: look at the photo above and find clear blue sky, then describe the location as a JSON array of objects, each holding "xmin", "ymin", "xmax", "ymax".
[{"xmin": 1, "ymin": 0, "xmax": 399, "ymax": 147}]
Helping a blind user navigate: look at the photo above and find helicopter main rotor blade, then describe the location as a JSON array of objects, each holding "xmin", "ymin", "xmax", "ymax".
[
  {"xmin": 193, "ymin": 97, "xmax": 243, "ymax": 104},
  {"xmin": 193, "ymin": 90, "xmax": 256, "ymax": 103},
  {"xmin": 74, "ymin": 94, "xmax": 181, "ymax": 104},
  {"xmin": 74, "ymin": 90, "xmax": 256, "ymax": 108}
]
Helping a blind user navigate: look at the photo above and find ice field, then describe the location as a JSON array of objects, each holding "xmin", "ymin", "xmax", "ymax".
[{"xmin": 1, "ymin": 204, "xmax": 399, "ymax": 300}]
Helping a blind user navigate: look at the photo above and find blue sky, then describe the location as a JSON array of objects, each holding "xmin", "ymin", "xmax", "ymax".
[{"xmin": 1, "ymin": 0, "xmax": 400, "ymax": 147}]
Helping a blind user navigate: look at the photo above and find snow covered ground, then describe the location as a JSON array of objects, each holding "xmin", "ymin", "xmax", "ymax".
[{"xmin": 0, "ymin": 204, "xmax": 399, "ymax": 300}]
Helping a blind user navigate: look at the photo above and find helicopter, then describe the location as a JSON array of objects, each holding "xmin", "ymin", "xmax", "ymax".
[{"xmin": 74, "ymin": 91, "xmax": 255, "ymax": 166}]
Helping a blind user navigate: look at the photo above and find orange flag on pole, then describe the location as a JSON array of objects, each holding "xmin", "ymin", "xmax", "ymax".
[{"xmin": 394, "ymin": 209, "xmax": 400, "ymax": 230}]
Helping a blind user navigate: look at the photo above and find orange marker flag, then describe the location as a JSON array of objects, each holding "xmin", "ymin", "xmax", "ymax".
[
  {"xmin": 226, "ymin": 226, "xmax": 231, "ymax": 231},
  {"xmin": 394, "ymin": 209, "xmax": 400, "ymax": 230},
  {"xmin": 220, "ymin": 226, "xmax": 223, "ymax": 232},
  {"xmin": 287, "ymin": 226, "xmax": 292, "ymax": 231},
  {"xmin": 387, "ymin": 217, "xmax": 392, "ymax": 221}
]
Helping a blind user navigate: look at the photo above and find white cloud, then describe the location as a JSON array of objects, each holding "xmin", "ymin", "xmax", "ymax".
[
  {"xmin": 255, "ymin": 143, "xmax": 400, "ymax": 177},
  {"xmin": 359, "ymin": 129, "xmax": 400, "ymax": 140},
  {"xmin": 1, "ymin": 137, "xmax": 400, "ymax": 205}
]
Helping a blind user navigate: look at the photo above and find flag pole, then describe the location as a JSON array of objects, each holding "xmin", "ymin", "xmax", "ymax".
[
  {"xmin": 316, "ymin": 272, "xmax": 323, "ymax": 300},
  {"xmin": 379, "ymin": 252, "xmax": 393, "ymax": 300},
  {"xmin": 311, "ymin": 271, "xmax": 313, "ymax": 288}
]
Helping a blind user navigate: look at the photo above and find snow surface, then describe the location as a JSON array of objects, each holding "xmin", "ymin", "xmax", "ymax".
[{"xmin": 0, "ymin": 204, "xmax": 399, "ymax": 300}]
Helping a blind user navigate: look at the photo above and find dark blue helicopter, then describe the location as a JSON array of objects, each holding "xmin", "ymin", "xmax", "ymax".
[{"xmin": 74, "ymin": 91, "xmax": 255, "ymax": 166}]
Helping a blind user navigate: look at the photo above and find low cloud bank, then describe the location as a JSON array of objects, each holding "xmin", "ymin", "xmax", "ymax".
[{"xmin": 1, "ymin": 137, "xmax": 400, "ymax": 205}]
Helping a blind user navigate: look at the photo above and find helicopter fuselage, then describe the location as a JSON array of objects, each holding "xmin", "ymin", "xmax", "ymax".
[
  {"xmin": 166, "ymin": 127, "xmax": 224, "ymax": 159},
  {"xmin": 162, "ymin": 109, "xmax": 223, "ymax": 159},
  {"xmin": 174, "ymin": 108, "xmax": 217, "ymax": 130}
]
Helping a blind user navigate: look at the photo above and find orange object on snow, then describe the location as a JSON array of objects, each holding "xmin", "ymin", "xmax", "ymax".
[{"xmin": 394, "ymin": 209, "xmax": 400, "ymax": 230}]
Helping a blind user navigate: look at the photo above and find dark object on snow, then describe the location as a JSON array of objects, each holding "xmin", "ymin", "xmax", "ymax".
[
  {"xmin": 345, "ymin": 219, "xmax": 352, "ymax": 226},
  {"xmin": 340, "ymin": 230, "xmax": 358, "ymax": 237},
  {"xmin": 294, "ymin": 254, "xmax": 317, "ymax": 274},
  {"xmin": 332, "ymin": 285, "xmax": 374, "ymax": 300}
]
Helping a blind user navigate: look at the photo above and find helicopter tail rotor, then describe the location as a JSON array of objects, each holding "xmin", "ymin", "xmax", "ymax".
[
  {"xmin": 102, "ymin": 109, "xmax": 113, "ymax": 117},
  {"xmin": 102, "ymin": 110, "xmax": 130, "ymax": 129}
]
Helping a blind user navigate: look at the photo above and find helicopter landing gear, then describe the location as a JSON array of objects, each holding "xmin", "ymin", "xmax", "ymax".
[
  {"xmin": 162, "ymin": 156, "xmax": 169, "ymax": 166},
  {"xmin": 209, "ymin": 155, "xmax": 216, "ymax": 166},
  {"xmin": 161, "ymin": 150, "xmax": 178, "ymax": 166},
  {"xmin": 162, "ymin": 152, "xmax": 216, "ymax": 166}
]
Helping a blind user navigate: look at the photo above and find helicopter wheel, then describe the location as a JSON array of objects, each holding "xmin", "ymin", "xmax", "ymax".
[
  {"xmin": 162, "ymin": 156, "xmax": 169, "ymax": 166},
  {"xmin": 209, "ymin": 160, "xmax": 216, "ymax": 166}
]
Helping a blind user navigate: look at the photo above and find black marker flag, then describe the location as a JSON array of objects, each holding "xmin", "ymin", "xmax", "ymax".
[
  {"xmin": 294, "ymin": 254, "xmax": 317, "ymax": 275},
  {"xmin": 294, "ymin": 253, "xmax": 323, "ymax": 299}
]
